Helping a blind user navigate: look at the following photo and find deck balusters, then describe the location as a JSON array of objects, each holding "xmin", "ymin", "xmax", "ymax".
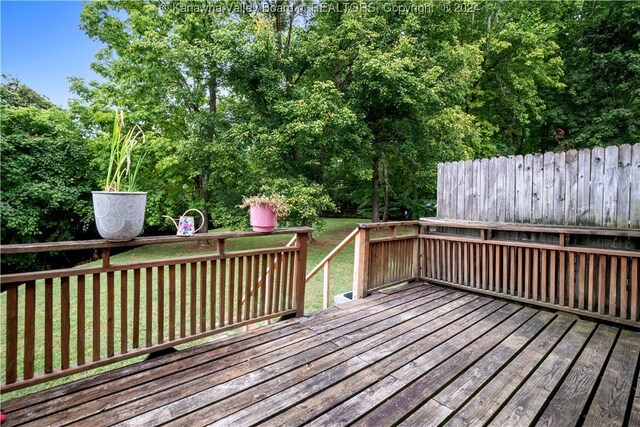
[{"xmin": 0, "ymin": 229, "xmax": 311, "ymax": 392}]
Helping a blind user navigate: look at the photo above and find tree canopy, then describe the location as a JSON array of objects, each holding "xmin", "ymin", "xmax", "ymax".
[
  {"xmin": 2, "ymin": 0, "xmax": 638, "ymax": 265},
  {"xmin": 1, "ymin": 76, "xmax": 97, "ymax": 271}
]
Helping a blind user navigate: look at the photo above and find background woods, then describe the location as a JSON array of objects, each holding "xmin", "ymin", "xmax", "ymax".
[{"xmin": 2, "ymin": 0, "xmax": 639, "ymax": 272}]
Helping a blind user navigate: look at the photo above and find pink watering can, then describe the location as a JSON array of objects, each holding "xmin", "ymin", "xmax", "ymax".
[{"xmin": 163, "ymin": 209, "xmax": 205, "ymax": 236}]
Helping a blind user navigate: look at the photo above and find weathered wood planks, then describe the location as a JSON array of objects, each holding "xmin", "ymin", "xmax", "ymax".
[
  {"xmin": 1, "ymin": 230, "xmax": 311, "ymax": 393},
  {"xmin": 536, "ymin": 324, "xmax": 618, "ymax": 427},
  {"xmin": 2, "ymin": 282, "xmax": 638, "ymax": 427},
  {"xmin": 437, "ymin": 144, "xmax": 639, "ymax": 229},
  {"xmin": 583, "ymin": 329, "xmax": 640, "ymax": 427},
  {"xmin": 420, "ymin": 219, "xmax": 640, "ymax": 326}
]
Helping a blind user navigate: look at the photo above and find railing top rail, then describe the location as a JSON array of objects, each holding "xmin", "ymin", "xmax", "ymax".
[
  {"xmin": 0, "ymin": 227, "xmax": 313, "ymax": 254},
  {"xmin": 357, "ymin": 220, "xmax": 419, "ymax": 229},
  {"xmin": 305, "ymin": 227, "xmax": 359, "ymax": 284},
  {"xmin": 419, "ymin": 218, "xmax": 640, "ymax": 238}
]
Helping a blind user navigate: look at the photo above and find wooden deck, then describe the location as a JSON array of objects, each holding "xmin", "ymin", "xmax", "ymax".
[{"xmin": 3, "ymin": 281, "xmax": 639, "ymax": 426}]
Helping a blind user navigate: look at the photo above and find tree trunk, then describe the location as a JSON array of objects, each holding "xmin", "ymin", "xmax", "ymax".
[
  {"xmin": 200, "ymin": 173, "xmax": 209, "ymax": 233},
  {"xmin": 196, "ymin": 173, "xmax": 211, "ymax": 247},
  {"xmin": 208, "ymin": 76, "xmax": 217, "ymax": 114},
  {"xmin": 372, "ymin": 156, "xmax": 380, "ymax": 222},
  {"xmin": 382, "ymin": 157, "xmax": 390, "ymax": 222},
  {"xmin": 197, "ymin": 72, "xmax": 216, "ymax": 245},
  {"xmin": 412, "ymin": 184, "xmax": 418, "ymax": 219}
]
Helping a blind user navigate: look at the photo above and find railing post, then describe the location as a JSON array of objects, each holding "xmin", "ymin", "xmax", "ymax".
[
  {"xmin": 102, "ymin": 248, "xmax": 110, "ymax": 268},
  {"xmin": 217, "ymin": 239, "xmax": 226, "ymax": 256},
  {"xmin": 412, "ymin": 223, "xmax": 420, "ymax": 279},
  {"xmin": 293, "ymin": 231, "xmax": 309, "ymax": 317},
  {"xmin": 323, "ymin": 261, "xmax": 330, "ymax": 309},
  {"xmin": 353, "ymin": 226, "xmax": 370, "ymax": 299}
]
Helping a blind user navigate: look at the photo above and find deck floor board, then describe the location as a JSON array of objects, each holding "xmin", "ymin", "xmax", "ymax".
[
  {"xmin": 3, "ymin": 282, "xmax": 638, "ymax": 427},
  {"xmin": 583, "ymin": 328, "xmax": 640, "ymax": 427}
]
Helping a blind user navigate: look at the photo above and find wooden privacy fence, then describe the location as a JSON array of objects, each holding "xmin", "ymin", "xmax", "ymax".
[
  {"xmin": 419, "ymin": 219, "xmax": 640, "ymax": 328},
  {"xmin": 437, "ymin": 143, "xmax": 640, "ymax": 228},
  {"xmin": 0, "ymin": 228, "xmax": 310, "ymax": 392}
]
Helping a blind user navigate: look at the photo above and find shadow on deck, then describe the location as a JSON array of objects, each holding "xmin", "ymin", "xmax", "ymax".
[{"xmin": 3, "ymin": 281, "xmax": 639, "ymax": 426}]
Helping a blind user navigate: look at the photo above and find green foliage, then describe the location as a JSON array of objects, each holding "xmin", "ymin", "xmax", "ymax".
[
  {"xmin": 0, "ymin": 75, "xmax": 55, "ymax": 109},
  {"xmin": 540, "ymin": 1, "xmax": 640, "ymax": 150},
  {"xmin": 458, "ymin": 2, "xmax": 565, "ymax": 154},
  {"xmin": 1, "ymin": 81, "xmax": 97, "ymax": 271},
  {"xmin": 104, "ymin": 110, "xmax": 145, "ymax": 192},
  {"xmin": 67, "ymin": 0, "xmax": 638, "ymax": 231}
]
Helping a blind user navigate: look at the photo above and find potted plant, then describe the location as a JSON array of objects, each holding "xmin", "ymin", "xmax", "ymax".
[
  {"xmin": 92, "ymin": 110, "xmax": 147, "ymax": 242},
  {"xmin": 240, "ymin": 195, "xmax": 290, "ymax": 232}
]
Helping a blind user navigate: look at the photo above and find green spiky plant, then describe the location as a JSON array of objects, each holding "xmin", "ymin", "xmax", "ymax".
[{"xmin": 104, "ymin": 110, "xmax": 145, "ymax": 192}]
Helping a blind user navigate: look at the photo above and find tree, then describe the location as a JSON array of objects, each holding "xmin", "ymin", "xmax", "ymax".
[
  {"xmin": 307, "ymin": 2, "xmax": 486, "ymax": 220},
  {"xmin": 76, "ymin": 0, "xmax": 341, "ymax": 230},
  {"xmin": 1, "ymin": 78, "xmax": 97, "ymax": 272},
  {"xmin": 71, "ymin": 0, "xmax": 629, "ymax": 227},
  {"xmin": 458, "ymin": 1, "xmax": 565, "ymax": 154},
  {"xmin": 76, "ymin": 0, "xmax": 249, "ymax": 231},
  {"xmin": 540, "ymin": 1, "xmax": 640, "ymax": 150}
]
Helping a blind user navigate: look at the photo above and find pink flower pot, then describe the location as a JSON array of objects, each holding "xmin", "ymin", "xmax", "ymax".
[{"xmin": 250, "ymin": 204, "xmax": 277, "ymax": 232}]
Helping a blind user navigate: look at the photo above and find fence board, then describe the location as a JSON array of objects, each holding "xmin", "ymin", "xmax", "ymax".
[
  {"xmin": 77, "ymin": 276, "xmax": 85, "ymax": 365},
  {"xmin": 565, "ymin": 150, "xmax": 579, "ymax": 225},
  {"xmin": 632, "ymin": 145, "xmax": 640, "ymax": 228},
  {"xmin": 24, "ymin": 281, "xmax": 36, "ymax": 378},
  {"xmin": 603, "ymin": 145, "xmax": 619, "ymax": 227},
  {"xmin": 532, "ymin": 154, "xmax": 544, "ymax": 223},
  {"xmin": 498, "ymin": 157, "xmax": 508, "ymax": 221},
  {"xmin": 440, "ymin": 165, "xmax": 448, "ymax": 219},
  {"xmin": 464, "ymin": 160, "xmax": 474, "ymax": 221},
  {"xmin": 522, "ymin": 154, "xmax": 533, "ymax": 223},
  {"xmin": 554, "ymin": 152, "xmax": 566, "ymax": 224},
  {"xmin": 480, "ymin": 159, "xmax": 489, "ymax": 221},
  {"xmin": 456, "ymin": 161, "xmax": 466, "ymax": 220},
  {"xmin": 6, "ymin": 284, "xmax": 18, "ymax": 384},
  {"xmin": 487, "ymin": 159, "xmax": 497, "ymax": 222},
  {"xmin": 617, "ymin": 145, "xmax": 632, "ymax": 229},
  {"xmin": 543, "ymin": 152, "xmax": 555, "ymax": 224},
  {"xmin": 590, "ymin": 147, "xmax": 606, "ymax": 226},
  {"xmin": 505, "ymin": 156, "xmax": 516, "ymax": 222},
  {"xmin": 514, "ymin": 155, "xmax": 525, "ymax": 222},
  {"xmin": 437, "ymin": 163, "xmax": 444, "ymax": 219},
  {"xmin": 577, "ymin": 148, "xmax": 592, "ymax": 225},
  {"xmin": 472, "ymin": 160, "xmax": 480, "ymax": 221}
]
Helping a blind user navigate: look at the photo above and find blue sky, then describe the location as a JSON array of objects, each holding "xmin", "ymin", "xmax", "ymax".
[{"xmin": 1, "ymin": 1, "xmax": 102, "ymax": 107}]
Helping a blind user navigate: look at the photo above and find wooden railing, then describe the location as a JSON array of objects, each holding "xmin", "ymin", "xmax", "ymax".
[
  {"xmin": 346, "ymin": 219, "xmax": 639, "ymax": 328},
  {"xmin": 353, "ymin": 222, "xmax": 420, "ymax": 298},
  {"xmin": 0, "ymin": 228, "xmax": 311, "ymax": 392},
  {"xmin": 305, "ymin": 228, "xmax": 359, "ymax": 309},
  {"xmin": 419, "ymin": 219, "xmax": 640, "ymax": 328},
  {"xmin": 3, "ymin": 219, "xmax": 637, "ymax": 392}
]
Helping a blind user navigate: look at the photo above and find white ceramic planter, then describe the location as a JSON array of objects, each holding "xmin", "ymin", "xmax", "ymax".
[{"xmin": 92, "ymin": 191, "xmax": 147, "ymax": 242}]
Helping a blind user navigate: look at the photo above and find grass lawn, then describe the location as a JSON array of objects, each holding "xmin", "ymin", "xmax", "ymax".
[{"xmin": 0, "ymin": 218, "xmax": 367, "ymax": 401}]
